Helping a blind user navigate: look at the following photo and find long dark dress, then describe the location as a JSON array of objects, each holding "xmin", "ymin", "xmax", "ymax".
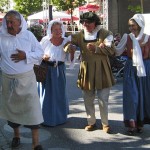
[{"xmin": 123, "ymin": 35, "xmax": 150, "ymax": 127}]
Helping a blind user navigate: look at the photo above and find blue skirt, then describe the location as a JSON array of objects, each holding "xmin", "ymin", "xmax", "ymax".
[
  {"xmin": 38, "ymin": 64, "xmax": 69, "ymax": 126},
  {"xmin": 123, "ymin": 59, "xmax": 150, "ymax": 127}
]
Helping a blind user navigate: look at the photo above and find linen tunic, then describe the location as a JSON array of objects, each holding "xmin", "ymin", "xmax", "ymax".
[{"xmin": 70, "ymin": 29, "xmax": 116, "ymax": 90}]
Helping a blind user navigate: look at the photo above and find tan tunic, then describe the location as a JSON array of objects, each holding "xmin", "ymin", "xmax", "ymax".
[
  {"xmin": 0, "ymin": 70, "xmax": 43, "ymax": 125},
  {"xmin": 71, "ymin": 29, "xmax": 116, "ymax": 90}
]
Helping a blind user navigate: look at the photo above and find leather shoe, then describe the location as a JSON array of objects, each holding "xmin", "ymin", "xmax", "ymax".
[
  {"xmin": 11, "ymin": 137, "xmax": 20, "ymax": 148},
  {"xmin": 85, "ymin": 124, "xmax": 96, "ymax": 131},
  {"xmin": 103, "ymin": 125, "xmax": 111, "ymax": 133}
]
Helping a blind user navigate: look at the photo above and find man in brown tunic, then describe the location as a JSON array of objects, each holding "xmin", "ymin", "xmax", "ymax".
[{"xmin": 67, "ymin": 12, "xmax": 116, "ymax": 133}]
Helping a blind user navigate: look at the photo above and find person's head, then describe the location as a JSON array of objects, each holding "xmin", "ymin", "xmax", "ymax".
[
  {"xmin": 128, "ymin": 14, "xmax": 145, "ymax": 37},
  {"xmin": 51, "ymin": 22, "xmax": 62, "ymax": 38},
  {"xmin": 80, "ymin": 12, "xmax": 101, "ymax": 33},
  {"xmin": 128, "ymin": 19, "xmax": 141, "ymax": 36},
  {"xmin": 47, "ymin": 20, "xmax": 65, "ymax": 38},
  {"xmin": 5, "ymin": 10, "xmax": 21, "ymax": 35}
]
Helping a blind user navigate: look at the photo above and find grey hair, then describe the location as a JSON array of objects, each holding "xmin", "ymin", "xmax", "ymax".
[
  {"xmin": 47, "ymin": 20, "xmax": 65, "ymax": 38},
  {"xmin": 5, "ymin": 10, "xmax": 21, "ymax": 21}
]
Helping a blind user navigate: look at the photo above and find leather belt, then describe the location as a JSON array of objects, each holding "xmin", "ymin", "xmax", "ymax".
[{"xmin": 43, "ymin": 60, "xmax": 64, "ymax": 67}]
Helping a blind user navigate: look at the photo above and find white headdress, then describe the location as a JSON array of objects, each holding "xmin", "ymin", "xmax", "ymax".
[
  {"xmin": 129, "ymin": 14, "xmax": 148, "ymax": 77},
  {"xmin": 1, "ymin": 10, "xmax": 27, "ymax": 35},
  {"xmin": 130, "ymin": 14, "xmax": 145, "ymax": 40},
  {"xmin": 46, "ymin": 20, "xmax": 65, "ymax": 38}
]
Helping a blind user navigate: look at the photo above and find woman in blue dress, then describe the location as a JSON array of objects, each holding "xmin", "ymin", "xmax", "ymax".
[
  {"xmin": 39, "ymin": 20, "xmax": 74, "ymax": 126},
  {"xmin": 116, "ymin": 14, "xmax": 150, "ymax": 135}
]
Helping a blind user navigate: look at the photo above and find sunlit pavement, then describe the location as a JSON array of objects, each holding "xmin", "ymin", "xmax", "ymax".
[{"xmin": 0, "ymin": 60, "xmax": 150, "ymax": 150}]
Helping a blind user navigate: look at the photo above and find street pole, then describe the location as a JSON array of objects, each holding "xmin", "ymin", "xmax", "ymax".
[
  {"xmin": 42, "ymin": 0, "xmax": 49, "ymax": 35},
  {"xmin": 49, "ymin": 5, "xmax": 53, "ymax": 20},
  {"xmin": 141, "ymin": 0, "xmax": 143, "ymax": 13}
]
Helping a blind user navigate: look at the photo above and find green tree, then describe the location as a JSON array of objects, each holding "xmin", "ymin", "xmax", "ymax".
[
  {"xmin": 13, "ymin": 0, "xmax": 43, "ymax": 18},
  {"xmin": 0, "ymin": 0, "xmax": 9, "ymax": 12},
  {"xmin": 128, "ymin": 5, "xmax": 142, "ymax": 13},
  {"xmin": 28, "ymin": 24, "xmax": 44, "ymax": 41},
  {"xmin": 52, "ymin": 0, "xmax": 86, "ymax": 24},
  {"xmin": 128, "ymin": 0, "xmax": 144, "ymax": 13}
]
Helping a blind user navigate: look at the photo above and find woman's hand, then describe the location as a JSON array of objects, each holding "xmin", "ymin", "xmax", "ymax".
[
  {"xmin": 139, "ymin": 42, "xmax": 146, "ymax": 47},
  {"xmin": 43, "ymin": 54, "xmax": 50, "ymax": 61}
]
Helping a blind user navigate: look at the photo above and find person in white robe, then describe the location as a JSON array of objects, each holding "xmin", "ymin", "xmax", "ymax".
[{"xmin": 0, "ymin": 10, "xmax": 44, "ymax": 150}]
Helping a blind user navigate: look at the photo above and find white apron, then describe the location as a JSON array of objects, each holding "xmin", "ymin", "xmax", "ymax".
[{"xmin": 0, "ymin": 70, "xmax": 43, "ymax": 125}]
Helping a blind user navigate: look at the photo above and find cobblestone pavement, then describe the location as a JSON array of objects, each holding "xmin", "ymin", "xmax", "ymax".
[{"xmin": 0, "ymin": 62, "xmax": 150, "ymax": 150}]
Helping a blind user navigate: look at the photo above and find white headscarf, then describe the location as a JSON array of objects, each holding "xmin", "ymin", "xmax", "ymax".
[
  {"xmin": 116, "ymin": 14, "xmax": 149, "ymax": 76},
  {"xmin": 1, "ymin": 10, "xmax": 27, "ymax": 35},
  {"xmin": 129, "ymin": 14, "xmax": 148, "ymax": 77},
  {"xmin": 130, "ymin": 14, "xmax": 145, "ymax": 41},
  {"xmin": 46, "ymin": 20, "xmax": 65, "ymax": 38}
]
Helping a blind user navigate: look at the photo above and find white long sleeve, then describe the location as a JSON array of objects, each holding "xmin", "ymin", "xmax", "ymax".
[
  {"xmin": 115, "ymin": 33, "xmax": 127, "ymax": 56},
  {"xmin": 0, "ymin": 31, "xmax": 44, "ymax": 74}
]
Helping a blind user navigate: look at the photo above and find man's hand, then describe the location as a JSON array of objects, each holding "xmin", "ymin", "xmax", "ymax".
[
  {"xmin": 11, "ymin": 49, "xmax": 26, "ymax": 63},
  {"xmin": 98, "ymin": 43, "xmax": 105, "ymax": 48},
  {"xmin": 87, "ymin": 43, "xmax": 96, "ymax": 53}
]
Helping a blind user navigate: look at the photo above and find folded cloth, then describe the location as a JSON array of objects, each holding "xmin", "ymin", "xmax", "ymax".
[{"xmin": 129, "ymin": 33, "xmax": 146, "ymax": 77}]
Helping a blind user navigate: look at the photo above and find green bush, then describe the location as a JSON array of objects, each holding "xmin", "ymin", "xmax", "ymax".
[{"xmin": 28, "ymin": 24, "xmax": 44, "ymax": 41}]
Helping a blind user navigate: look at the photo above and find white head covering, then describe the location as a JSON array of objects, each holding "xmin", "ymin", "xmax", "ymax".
[
  {"xmin": 46, "ymin": 20, "xmax": 65, "ymax": 38},
  {"xmin": 1, "ymin": 10, "xmax": 27, "ymax": 35},
  {"xmin": 131, "ymin": 14, "xmax": 144, "ymax": 27},
  {"xmin": 129, "ymin": 14, "xmax": 148, "ymax": 77},
  {"xmin": 130, "ymin": 14, "xmax": 145, "ymax": 40}
]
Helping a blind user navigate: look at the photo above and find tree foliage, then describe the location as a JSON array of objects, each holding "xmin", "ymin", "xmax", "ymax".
[
  {"xmin": 51, "ymin": 0, "xmax": 86, "ymax": 23},
  {"xmin": 0, "ymin": 0, "xmax": 86, "ymax": 21},
  {"xmin": 52, "ymin": 0, "xmax": 86, "ymax": 11},
  {"xmin": 128, "ymin": 0, "xmax": 144, "ymax": 13},
  {"xmin": 28, "ymin": 24, "xmax": 44, "ymax": 41},
  {"xmin": 0, "ymin": 0, "xmax": 9, "ymax": 12},
  {"xmin": 13, "ymin": 0, "xmax": 43, "ymax": 18},
  {"xmin": 128, "ymin": 5, "xmax": 142, "ymax": 13}
]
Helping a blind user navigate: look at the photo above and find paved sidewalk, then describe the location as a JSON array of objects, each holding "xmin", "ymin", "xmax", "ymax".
[{"xmin": 0, "ymin": 62, "xmax": 150, "ymax": 150}]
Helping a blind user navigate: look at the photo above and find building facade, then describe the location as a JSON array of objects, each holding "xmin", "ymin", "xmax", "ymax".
[
  {"xmin": 89, "ymin": 0, "xmax": 150, "ymax": 36},
  {"xmin": 108, "ymin": 0, "xmax": 150, "ymax": 36}
]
